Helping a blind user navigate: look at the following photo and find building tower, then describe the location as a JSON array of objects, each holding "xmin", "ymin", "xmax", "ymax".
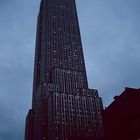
[{"xmin": 25, "ymin": 0, "xmax": 104, "ymax": 140}]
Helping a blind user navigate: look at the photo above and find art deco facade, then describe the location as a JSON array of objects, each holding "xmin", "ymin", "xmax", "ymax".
[{"xmin": 25, "ymin": 0, "xmax": 104, "ymax": 140}]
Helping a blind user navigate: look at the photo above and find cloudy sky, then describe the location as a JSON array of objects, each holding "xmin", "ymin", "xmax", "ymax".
[{"xmin": 0, "ymin": 0, "xmax": 140, "ymax": 140}]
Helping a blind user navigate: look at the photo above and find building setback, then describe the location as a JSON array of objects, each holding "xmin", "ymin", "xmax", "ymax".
[
  {"xmin": 25, "ymin": 0, "xmax": 104, "ymax": 140},
  {"xmin": 104, "ymin": 87, "xmax": 140, "ymax": 140}
]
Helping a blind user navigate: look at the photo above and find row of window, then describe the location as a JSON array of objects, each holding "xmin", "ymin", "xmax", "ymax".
[
  {"xmin": 53, "ymin": 68, "xmax": 86, "ymax": 94},
  {"xmin": 48, "ymin": 92, "xmax": 104, "ymax": 139}
]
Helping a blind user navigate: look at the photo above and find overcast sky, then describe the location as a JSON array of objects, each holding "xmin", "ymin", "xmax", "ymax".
[{"xmin": 0, "ymin": 0, "xmax": 140, "ymax": 140}]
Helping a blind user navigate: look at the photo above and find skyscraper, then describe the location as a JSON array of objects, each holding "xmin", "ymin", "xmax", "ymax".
[{"xmin": 25, "ymin": 0, "xmax": 104, "ymax": 140}]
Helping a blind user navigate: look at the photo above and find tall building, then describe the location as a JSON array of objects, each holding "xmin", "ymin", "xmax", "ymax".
[
  {"xmin": 103, "ymin": 87, "xmax": 140, "ymax": 140},
  {"xmin": 25, "ymin": 0, "xmax": 104, "ymax": 140}
]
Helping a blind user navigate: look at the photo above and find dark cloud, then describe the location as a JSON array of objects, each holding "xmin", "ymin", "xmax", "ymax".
[
  {"xmin": 0, "ymin": 0, "xmax": 39, "ymax": 139},
  {"xmin": 76, "ymin": 0, "xmax": 140, "ymax": 105},
  {"xmin": 0, "ymin": 0, "xmax": 140, "ymax": 140}
]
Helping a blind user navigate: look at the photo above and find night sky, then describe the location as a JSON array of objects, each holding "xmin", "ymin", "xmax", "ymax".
[{"xmin": 0, "ymin": 0, "xmax": 140, "ymax": 140}]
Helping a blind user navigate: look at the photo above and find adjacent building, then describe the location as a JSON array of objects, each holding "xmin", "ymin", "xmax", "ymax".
[
  {"xmin": 104, "ymin": 87, "xmax": 140, "ymax": 140},
  {"xmin": 25, "ymin": 0, "xmax": 104, "ymax": 140}
]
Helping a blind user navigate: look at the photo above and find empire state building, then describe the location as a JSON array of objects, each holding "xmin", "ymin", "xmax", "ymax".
[{"xmin": 25, "ymin": 0, "xmax": 104, "ymax": 140}]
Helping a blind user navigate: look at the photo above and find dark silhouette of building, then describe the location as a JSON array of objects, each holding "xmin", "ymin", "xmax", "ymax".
[
  {"xmin": 103, "ymin": 87, "xmax": 140, "ymax": 140},
  {"xmin": 25, "ymin": 110, "xmax": 34, "ymax": 140},
  {"xmin": 25, "ymin": 0, "xmax": 104, "ymax": 140}
]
